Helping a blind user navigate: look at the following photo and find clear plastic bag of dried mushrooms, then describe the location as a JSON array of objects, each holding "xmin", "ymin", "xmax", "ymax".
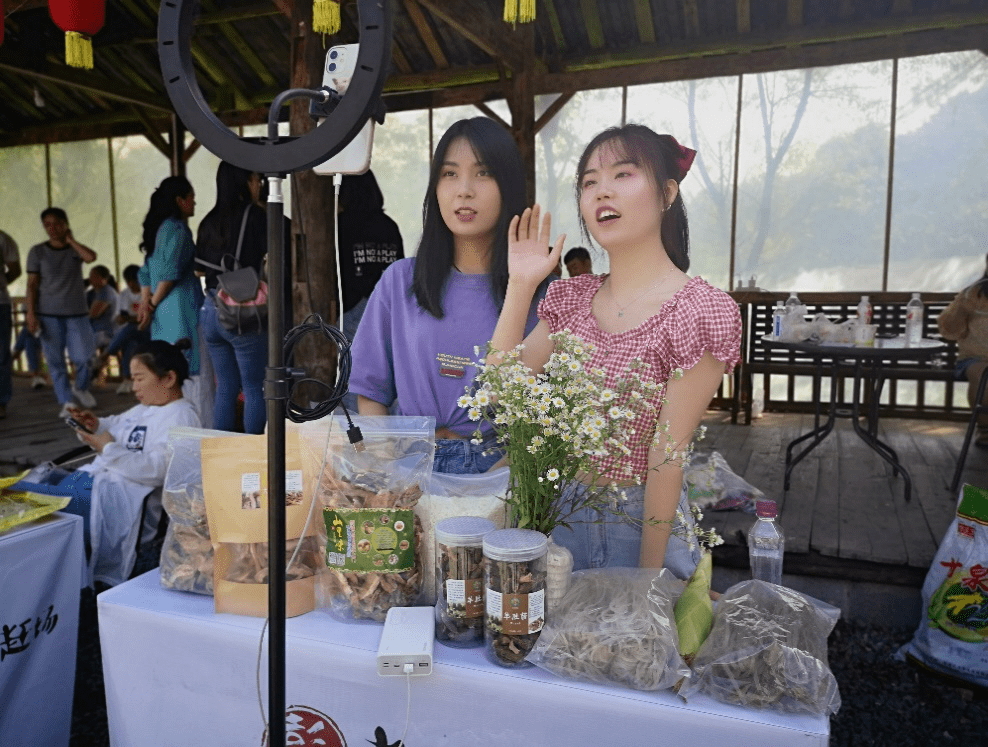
[
  {"xmin": 526, "ymin": 567, "xmax": 690, "ymax": 691},
  {"xmin": 159, "ymin": 427, "xmax": 243, "ymax": 595},
  {"xmin": 678, "ymin": 579, "xmax": 842, "ymax": 715},
  {"xmin": 305, "ymin": 415, "xmax": 435, "ymax": 622}
]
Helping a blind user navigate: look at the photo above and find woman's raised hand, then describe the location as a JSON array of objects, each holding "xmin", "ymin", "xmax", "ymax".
[{"xmin": 508, "ymin": 205, "xmax": 565, "ymax": 288}]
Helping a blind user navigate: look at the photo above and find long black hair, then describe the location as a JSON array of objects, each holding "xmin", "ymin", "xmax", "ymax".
[
  {"xmin": 411, "ymin": 117, "xmax": 526, "ymax": 319},
  {"xmin": 575, "ymin": 124, "xmax": 691, "ymax": 272},
  {"xmin": 131, "ymin": 338, "xmax": 192, "ymax": 387},
  {"xmin": 141, "ymin": 176, "xmax": 193, "ymax": 258},
  {"xmin": 974, "ymin": 253, "xmax": 988, "ymax": 299},
  {"xmin": 196, "ymin": 162, "xmax": 253, "ymax": 258}
]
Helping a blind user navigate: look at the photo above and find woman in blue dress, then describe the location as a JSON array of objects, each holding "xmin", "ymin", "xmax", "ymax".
[{"xmin": 137, "ymin": 176, "xmax": 203, "ymax": 374}]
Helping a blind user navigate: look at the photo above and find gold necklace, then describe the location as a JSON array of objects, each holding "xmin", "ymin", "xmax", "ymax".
[{"xmin": 608, "ymin": 266, "xmax": 676, "ymax": 318}]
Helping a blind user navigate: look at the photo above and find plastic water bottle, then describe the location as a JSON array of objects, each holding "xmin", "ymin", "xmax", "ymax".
[
  {"xmin": 857, "ymin": 295, "xmax": 872, "ymax": 324},
  {"xmin": 905, "ymin": 292, "xmax": 924, "ymax": 346},
  {"xmin": 748, "ymin": 500, "xmax": 784, "ymax": 586},
  {"xmin": 784, "ymin": 291, "xmax": 801, "ymax": 313},
  {"xmin": 772, "ymin": 302, "xmax": 785, "ymax": 339}
]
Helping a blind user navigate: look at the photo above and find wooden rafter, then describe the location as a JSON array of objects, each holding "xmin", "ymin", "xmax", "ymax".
[
  {"xmin": 737, "ymin": 0, "xmax": 751, "ymax": 34},
  {"xmin": 632, "ymin": 0, "xmax": 655, "ymax": 45},
  {"xmin": 787, "ymin": 0, "xmax": 803, "ymax": 28},
  {"xmin": 416, "ymin": 0, "xmax": 525, "ymax": 70},
  {"xmin": 0, "ymin": 59, "xmax": 172, "ymax": 111},
  {"xmin": 403, "ymin": 0, "xmax": 449, "ymax": 69},
  {"xmin": 683, "ymin": 0, "xmax": 701, "ymax": 38},
  {"xmin": 579, "ymin": 0, "xmax": 605, "ymax": 49}
]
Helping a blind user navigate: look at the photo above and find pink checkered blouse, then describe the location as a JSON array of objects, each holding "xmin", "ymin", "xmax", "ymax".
[{"xmin": 538, "ymin": 274, "xmax": 742, "ymax": 481}]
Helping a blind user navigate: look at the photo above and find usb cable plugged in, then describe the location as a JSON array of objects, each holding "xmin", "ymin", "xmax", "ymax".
[{"xmin": 403, "ymin": 663, "xmax": 414, "ymax": 674}]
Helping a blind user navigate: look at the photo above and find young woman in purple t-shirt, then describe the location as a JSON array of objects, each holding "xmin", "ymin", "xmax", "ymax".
[
  {"xmin": 487, "ymin": 125, "xmax": 742, "ymax": 574},
  {"xmin": 350, "ymin": 117, "xmax": 545, "ymax": 474}
]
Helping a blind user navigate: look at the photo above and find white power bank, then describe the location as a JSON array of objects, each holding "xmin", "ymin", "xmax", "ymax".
[{"xmin": 376, "ymin": 606, "xmax": 435, "ymax": 677}]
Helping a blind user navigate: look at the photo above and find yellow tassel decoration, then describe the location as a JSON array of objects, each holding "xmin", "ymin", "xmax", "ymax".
[
  {"xmin": 504, "ymin": 0, "xmax": 536, "ymax": 24},
  {"xmin": 65, "ymin": 31, "xmax": 94, "ymax": 70},
  {"xmin": 313, "ymin": 0, "xmax": 341, "ymax": 35}
]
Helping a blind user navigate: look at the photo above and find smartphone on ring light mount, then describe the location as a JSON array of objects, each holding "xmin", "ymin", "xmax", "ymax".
[{"xmin": 311, "ymin": 43, "xmax": 375, "ymax": 176}]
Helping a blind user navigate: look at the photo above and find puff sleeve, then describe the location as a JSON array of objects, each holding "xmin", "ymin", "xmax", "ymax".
[{"xmin": 666, "ymin": 283, "xmax": 742, "ymax": 374}]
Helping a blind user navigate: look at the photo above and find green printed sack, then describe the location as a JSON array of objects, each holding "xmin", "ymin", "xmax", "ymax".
[{"xmin": 898, "ymin": 484, "xmax": 988, "ymax": 687}]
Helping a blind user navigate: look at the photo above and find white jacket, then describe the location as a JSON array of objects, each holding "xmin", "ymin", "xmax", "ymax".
[{"xmin": 80, "ymin": 398, "xmax": 200, "ymax": 585}]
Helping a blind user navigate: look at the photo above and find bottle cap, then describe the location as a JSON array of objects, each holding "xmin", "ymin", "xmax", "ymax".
[
  {"xmin": 861, "ymin": 295, "xmax": 869, "ymax": 301},
  {"xmin": 755, "ymin": 500, "xmax": 778, "ymax": 519}
]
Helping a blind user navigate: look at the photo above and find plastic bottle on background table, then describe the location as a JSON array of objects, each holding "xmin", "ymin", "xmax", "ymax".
[
  {"xmin": 857, "ymin": 295, "xmax": 872, "ymax": 324},
  {"xmin": 748, "ymin": 499, "xmax": 784, "ymax": 586},
  {"xmin": 905, "ymin": 293, "xmax": 924, "ymax": 346},
  {"xmin": 772, "ymin": 302, "xmax": 785, "ymax": 339},
  {"xmin": 784, "ymin": 291, "xmax": 801, "ymax": 313}
]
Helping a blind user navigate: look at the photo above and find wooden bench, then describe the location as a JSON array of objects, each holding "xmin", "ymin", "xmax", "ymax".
[{"xmin": 732, "ymin": 291, "xmax": 960, "ymax": 425}]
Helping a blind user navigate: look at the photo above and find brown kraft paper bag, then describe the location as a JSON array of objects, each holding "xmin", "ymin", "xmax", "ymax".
[{"xmin": 201, "ymin": 430, "xmax": 320, "ymax": 617}]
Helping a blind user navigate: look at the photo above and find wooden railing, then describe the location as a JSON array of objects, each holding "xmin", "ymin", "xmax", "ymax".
[{"xmin": 730, "ymin": 291, "xmax": 961, "ymax": 424}]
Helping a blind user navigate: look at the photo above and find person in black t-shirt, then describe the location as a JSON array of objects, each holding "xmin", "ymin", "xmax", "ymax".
[{"xmin": 338, "ymin": 170, "xmax": 405, "ymax": 340}]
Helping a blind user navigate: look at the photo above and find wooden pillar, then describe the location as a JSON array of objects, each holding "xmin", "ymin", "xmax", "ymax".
[
  {"xmin": 170, "ymin": 114, "xmax": 186, "ymax": 177},
  {"xmin": 507, "ymin": 25, "xmax": 537, "ymax": 204},
  {"xmin": 287, "ymin": 6, "xmax": 339, "ymax": 391}
]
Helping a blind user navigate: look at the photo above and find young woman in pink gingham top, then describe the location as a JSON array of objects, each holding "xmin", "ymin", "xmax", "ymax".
[{"xmin": 488, "ymin": 124, "xmax": 742, "ymax": 576}]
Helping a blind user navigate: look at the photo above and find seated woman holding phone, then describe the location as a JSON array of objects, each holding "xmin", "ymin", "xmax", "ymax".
[{"xmin": 17, "ymin": 338, "xmax": 200, "ymax": 585}]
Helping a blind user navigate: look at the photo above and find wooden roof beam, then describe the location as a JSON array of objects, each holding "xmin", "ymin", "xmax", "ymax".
[
  {"xmin": 0, "ymin": 59, "xmax": 173, "ymax": 112},
  {"xmin": 403, "ymin": 0, "xmax": 449, "ymax": 69},
  {"xmin": 415, "ymin": 0, "xmax": 526, "ymax": 70}
]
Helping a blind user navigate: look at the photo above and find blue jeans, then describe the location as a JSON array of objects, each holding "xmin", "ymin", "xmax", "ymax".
[
  {"xmin": 106, "ymin": 322, "xmax": 150, "ymax": 377},
  {"xmin": 39, "ymin": 314, "xmax": 95, "ymax": 405},
  {"xmin": 550, "ymin": 481, "xmax": 701, "ymax": 580},
  {"xmin": 12, "ymin": 324, "xmax": 42, "ymax": 373},
  {"xmin": 202, "ymin": 293, "xmax": 267, "ymax": 434},
  {"xmin": 433, "ymin": 434, "xmax": 503, "ymax": 474},
  {"xmin": 0, "ymin": 305, "xmax": 11, "ymax": 405}
]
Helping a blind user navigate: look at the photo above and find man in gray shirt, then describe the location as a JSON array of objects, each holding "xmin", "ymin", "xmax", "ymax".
[
  {"xmin": 0, "ymin": 228, "xmax": 22, "ymax": 419},
  {"xmin": 25, "ymin": 207, "xmax": 99, "ymax": 416}
]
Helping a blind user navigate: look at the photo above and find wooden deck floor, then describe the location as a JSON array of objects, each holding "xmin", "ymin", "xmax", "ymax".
[
  {"xmin": 698, "ymin": 410, "xmax": 987, "ymax": 584},
  {"xmin": 0, "ymin": 375, "xmax": 134, "ymax": 473}
]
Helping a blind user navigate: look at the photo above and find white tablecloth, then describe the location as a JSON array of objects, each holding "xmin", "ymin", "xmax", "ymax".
[
  {"xmin": 0, "ymin": 512, "xmax": 85, "ymax": 747},
  {"xmin": 98, "ymin": 570, "xmax": 829, "ymax": 746}
]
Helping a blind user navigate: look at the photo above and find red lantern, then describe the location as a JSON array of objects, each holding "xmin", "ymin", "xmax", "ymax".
[{"xmin": 49, "ymin": 0, "xmax": 106, "ymax": 70}]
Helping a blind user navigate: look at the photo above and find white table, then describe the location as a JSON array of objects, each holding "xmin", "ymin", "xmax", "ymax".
[
  {"xmin": 0, "ymin": 512, "xmax": 85, "ymax": 747},
  {"xmin": 98, "ymin": 570, "xmax": 829, "ymax": 746}
]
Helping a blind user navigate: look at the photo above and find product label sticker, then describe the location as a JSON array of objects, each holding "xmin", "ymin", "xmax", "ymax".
[
  {"xmin": 446, "ymin": 577, "xmax": 484, "ymax": 620},
  {"xmin": 285, "ymin": 469, "xmax": 303, "ymax": 506},
  {"xmin": 241, "ymin": 472, "xmax": 261, "ymax": 510},
  {"xmin": 323, "ymin": 508, "xmax": 415, "ymax": 572},
  {"xmin": 485, "ymin": 588, "xmax": 545, "ymax": 635}
]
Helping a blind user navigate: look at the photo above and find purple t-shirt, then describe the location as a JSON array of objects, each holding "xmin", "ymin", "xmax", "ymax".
[{"xmin": 349, "ymin": 258, "xmax": 543, "ymax": 437}]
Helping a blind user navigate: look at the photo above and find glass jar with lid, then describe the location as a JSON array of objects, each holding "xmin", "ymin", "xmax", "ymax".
[
  {"xmin": 434, "ymin": 515, "xmax": 495, "ymax": 647},
  {"xmin": 482, "ymin": 528, "xmax": 548, "ymax": 668}
]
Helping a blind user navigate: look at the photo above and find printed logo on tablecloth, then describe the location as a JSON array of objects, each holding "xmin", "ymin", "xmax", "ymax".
[
  {"xmin": 260, "ymin": 706, "xmax": 406, "ymax": 747},
  {"xmin": 262, "ymin": 706, "xmax": 345, "ymax": 747}
]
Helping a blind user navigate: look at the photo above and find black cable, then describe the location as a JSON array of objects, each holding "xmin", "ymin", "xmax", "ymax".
[{"xmin": 282, "ymin": 313, "xmax": 364, "ymax": 446}]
